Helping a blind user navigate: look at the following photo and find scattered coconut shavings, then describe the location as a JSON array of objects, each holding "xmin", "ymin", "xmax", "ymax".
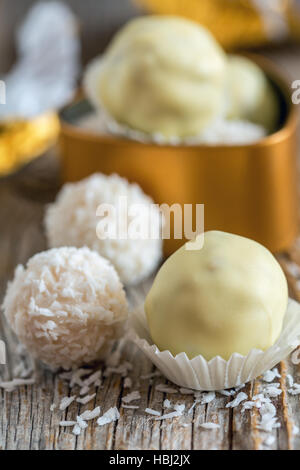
[
  {"xmin": 80, "ymin": 406, "xmax": 101, "ymax": 421},
  {"xmin": 79, "ymin": 385, "xmax": 90, "ymax": 396},
  {"xmin": 155, "ymin": 384, "xmax": 178, "ymax": 394},
  {"xmin": 72, "ymin": 424, "xmax": 81, "ymax": 435},
  {"xmin": 288, "ymin": 383, "xmax": 300, "ymax": 395},
  {"xmin": 188, "ymin": 402, "xmax": 197, "ymax": 415},
  {"xmin": 262, "ymin": 368, "xmax": 281, "ymax": 383},
  {"xmin": 164, "ymin": 399, "xmax": 171, "ymax": 408},
  {"xmin": 76, "ymin": 393, "xmax": 96, "ymax": 405},
  {"xmin": 60, "ymin": 420, "xmax": 76, "ymax": 427},
  {"xmin": 140, "ymin": 371, "xmax": 161, "ymax": 380},
  {"xmin": 0, "ymin": 377, "xmax": 36, "ymax": 392},
  {"xmin": 104, "ymin": 362, "xmax": 132, "ymax": 378},
  {"xmin": 263, "ymin": 384, "xmax": 282, "ymax": 398},
  {"xmin": 286, "ymin": 374, "xmax": 294, "ymax": 388},
  {"xmin": 264, "ymin": 435, "xmax": 276, "ymax": 447},
  {"xmin": 76, "ymin": 415, "xmax": 88, "ymax": 429},
  {"xmin": 257, "ymin": 402, "xmax": 280, "ymax": 432},
  {"xmin": 226, "ymin": 392, "xmax": 248, "ymax": 408},
  {"xmin": 122, "ymin": 391, "xmax": 141, "ymax": 404},
  {"xmin": 145, "ymin": 408, "xmax": 161, "ymax": 416},
  {"xmin": 59, "ymin": 395, "xmax": 76, "ymax": 411},
  {"xmin": 241, "ymin": 401, "xmax": 257, "ymax": 412},
  {"xmin": 218, "ymin": 389, "xmax": 236, "ymax": 397},
  {"xmin": 174, "ymin": 404, "xmax": 185, "ymax": 414},
  {"xmin": 200, "ymin": 422, "xmax": 220, "ymax": 430},
  {"xmin": 154, "ymin": 410, "xmax": 183, "ymax": 421},
  {"xmin": 83, "ymin": 370, "xmax": 101, "ymax": 387},
  {"xmin": 291, "ymin": 348, "xmax": 300, "ymax": 365},
  {"xmin": 124, "ymin": 377, "xmax": 132, "ymax": 389},
  {"xmin": 70, "ymin": 368, "xmax": 92, "ymax": 387},
  {"xmin": 293, "ymin": 425, "xmax": 299, "ymax": 435},
  {"xmin": 122, "ymin": 405, "xmax": 139, "ymax": 409},
  {"xmin": 200, "ymin": 391, "xmax": 215, "ymax": 404},
  {"xmin": 97, "ymin": 407, "xmax": 120, "ymax": 426},
  {"xmin": 179, "ymin": 388, "xmax": 194, "ymax": 395}
]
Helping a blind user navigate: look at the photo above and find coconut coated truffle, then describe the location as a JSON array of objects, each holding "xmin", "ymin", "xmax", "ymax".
[
  {"xmin": 44, "ymin": 173, "xmax": 162, "ymax": 285},
  {"xmin": 2, "ymin": 247, "xmax": 128, "ymax": 369},
  {"xmin": 84, "ymin": 15, "xmax": 227, "ymax": 137},
  {"xmin": 145, "ymin": 231, "xmax": 288, "ymax": 361}
]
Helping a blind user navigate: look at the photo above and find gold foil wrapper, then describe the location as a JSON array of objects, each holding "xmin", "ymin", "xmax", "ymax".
[
  {"xmin": 135, "ymin": 0, "xmax": 300, "ymax": 49},
  {"xmin": 0, "ymin": 113, "xmax": 60, "ymax": 176}
]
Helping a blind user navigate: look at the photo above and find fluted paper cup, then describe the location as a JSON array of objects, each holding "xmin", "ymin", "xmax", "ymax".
[{"xmin": 129, "ymin": 299, "xmax": 300, "ymax": 391}]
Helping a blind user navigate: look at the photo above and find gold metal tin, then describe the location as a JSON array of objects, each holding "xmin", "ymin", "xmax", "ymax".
[{"xmin": 59, "ymin": 56, "xmax": 299, "ymax": 256}]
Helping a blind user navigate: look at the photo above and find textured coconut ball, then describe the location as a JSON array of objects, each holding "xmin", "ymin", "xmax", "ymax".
[
  {"xmin": 44, "ymin": 173, "xmax": 162, "ymax": 285},
  {"xmin": 145, "ymin": 231, "xmax": 288, "ymax": 361},
  {"xmin": 2, "ymin": 247, "xmax": 128, "ymax": 369},
  {"xmin": 84, "ymin": 16, "xmax": 227, "ymax": 138},
  {"xmin": 225, "ymin": 55, "xmax": 279, "ymax": 132}
]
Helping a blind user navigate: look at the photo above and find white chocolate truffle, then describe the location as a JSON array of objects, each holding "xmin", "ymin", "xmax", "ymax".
[
  {"xmin": 145, "ymin": 231, "xmax": 288, "ymax": 361},
  {"xmin": 226, "ymin": 55, "xmax": 279, "ymax": 132},
  {"xmin": 44, "ymin": 173, "xmax": 162, "ymax": 285},
  {"xmin": 2, "ymin": 247, "xmax": 128, "ymax": 369},
  {"xmin": 84, "ymin": 16, "xmax": 227, "ymax": 138}
]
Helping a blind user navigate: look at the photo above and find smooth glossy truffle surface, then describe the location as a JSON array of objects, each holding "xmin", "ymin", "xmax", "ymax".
[
  {"xmin": 85, "ymin": 16, "xmax": 227, "ymax": 137},
  {"xmin": 2, "ymin": 247, "xmax": 128, "ymax": 369},
  {"xmin": 226, "ymin": 55, "xmax": 279, "ymax": 132},
  {"xmin": 145, "ymin": 231, "xmax": 288, "ymax": 361},
  {"xmin": 44, "ymin": 173, "xmax": 162, "ymax": 285}
]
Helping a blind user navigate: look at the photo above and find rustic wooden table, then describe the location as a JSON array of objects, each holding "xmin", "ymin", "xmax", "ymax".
[{"xmin": 1, "ymin": 46, "xmax": 300, "ymax": 451}]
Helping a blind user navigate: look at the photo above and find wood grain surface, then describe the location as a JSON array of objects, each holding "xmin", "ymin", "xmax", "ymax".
[{"xmin": 0, "ymin": 45, "xmax": 300, "ymax": 450}]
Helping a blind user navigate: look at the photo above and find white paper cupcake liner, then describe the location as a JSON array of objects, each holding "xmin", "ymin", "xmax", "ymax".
[{"xmin": 129, "ymin": 298, "xmax": 300, "ymax": 391}]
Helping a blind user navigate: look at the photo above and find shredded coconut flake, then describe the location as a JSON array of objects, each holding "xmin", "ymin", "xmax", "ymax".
[
  {"xmin": 200, "ymin": 422, "xmax": 220, "ymax": 429},
  {"xmin": 60, "ymin": 420, "xmax": 76, "ymax": 427},
  {"xmin": 262, "ymin": 368, "xmax": 281, "ymax": 383},
  {"xmin": 226, "ymin": 392, "xmax": 248, "ymax": 408},
  {"xmin": 145, "ymin": 408, "xmax": 161, "ymax": 416},
  {"xmin": 122, "ymin": 391, "xmax": 141, "ymax": 404},
  {"xmin": 72, "ymin": 424, "xmax": 82, "ymax": 435},
  {"xmin": 124, "ymin": 377, "xmax": 132, "ymax": 389},
  {"xmin": 80, "ymin": 406, "xmax": 101, "ymax": 421},
  {"xmin": 76, "ymin": 393, "xmax": 96, "ymax": 405},
  {"xmin": 156, "ymin": 384, "xmax": 178, "ymax": 394},
  {"xmin": 200, "ymin": 391, "xmax": 215, "ymax": 404},
  {"xmin": 0, "ymin": 377, "xmax": 35, "ymax": 391},
  {"xmin": 59, "ymin": 395, "xmax": 76, "ymax": 411},
  {"xmin": 97, "ymin": 407, "xmax": 120, "ymax": 426},
  {"xmin": 76, "ymin": 415, "xmax": 88, "ymax": 429}
]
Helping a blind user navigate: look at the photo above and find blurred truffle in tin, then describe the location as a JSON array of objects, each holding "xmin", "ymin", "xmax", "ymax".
[{"xmin": 84, "ymin": 15, "xmax": 227, "ymax": 138}]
